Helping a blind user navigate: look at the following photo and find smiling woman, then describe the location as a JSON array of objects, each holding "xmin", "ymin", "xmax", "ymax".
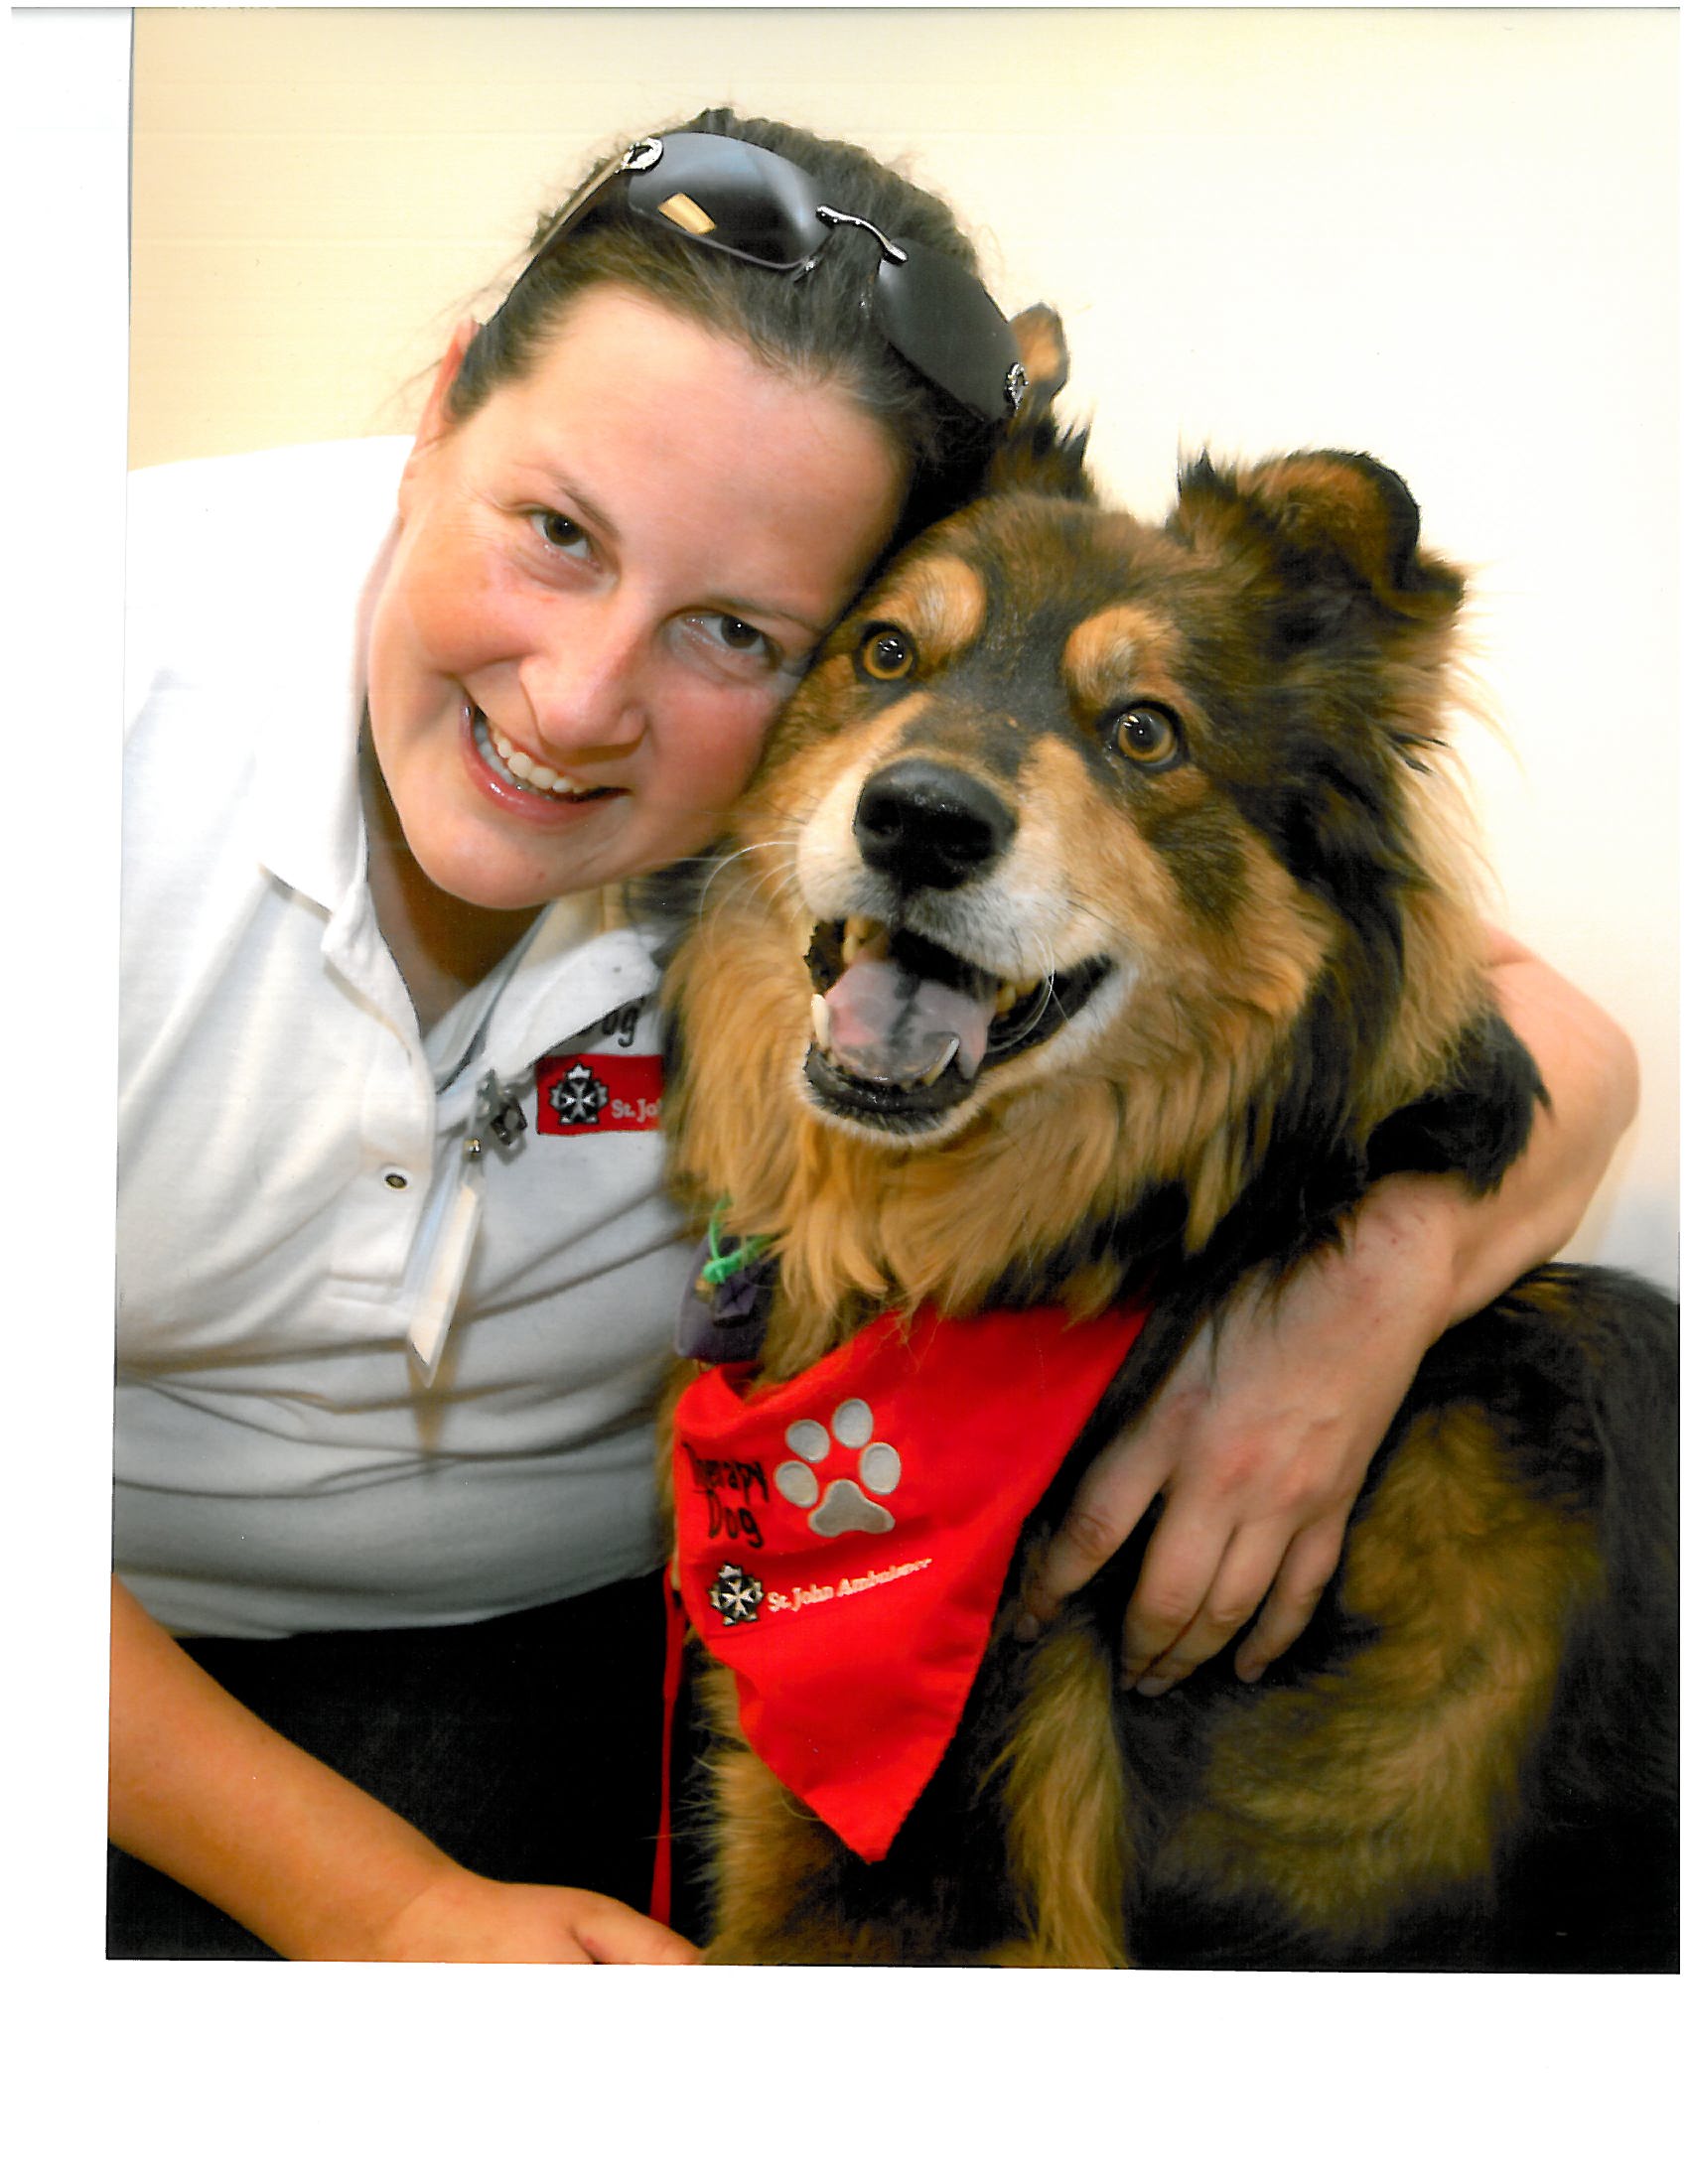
[{"xmin": 112, "ymin": 107, "xmax": 1020, "ymax": 1964}]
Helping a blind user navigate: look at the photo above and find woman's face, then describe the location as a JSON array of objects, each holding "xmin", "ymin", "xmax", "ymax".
[{"xmin": 365, "ymin": 284, "xmax": 908, "ymax": 910}]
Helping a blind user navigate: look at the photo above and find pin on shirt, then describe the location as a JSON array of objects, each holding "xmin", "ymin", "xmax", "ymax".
[{"xmin": 406, "ymin": 1071, "xmax": 526, "ymax": 1382}]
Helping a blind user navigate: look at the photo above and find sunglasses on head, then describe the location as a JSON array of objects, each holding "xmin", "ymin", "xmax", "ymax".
[{"xmin": 515, "ymin": 133, "xmax": 1027, "ymax": 426}]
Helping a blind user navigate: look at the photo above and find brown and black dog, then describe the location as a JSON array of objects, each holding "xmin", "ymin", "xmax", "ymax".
[{"xmin": 654, "ymin": 323, "xmax": 1677, "ymax": 1969}]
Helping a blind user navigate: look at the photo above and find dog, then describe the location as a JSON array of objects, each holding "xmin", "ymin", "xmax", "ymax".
[{"xmin": 653, "ymin": 319, "xmax": 1677, "ymax": 1969}]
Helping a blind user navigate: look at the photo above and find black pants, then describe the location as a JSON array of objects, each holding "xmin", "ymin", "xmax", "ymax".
[{"xmin": 107, "ymin": 1572, "xmax": 705, "ymax": 1960}]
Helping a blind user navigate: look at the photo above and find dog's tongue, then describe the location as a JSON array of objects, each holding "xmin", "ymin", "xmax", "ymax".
[{"xmin": 819, "ymin": 937, "xmax": 993, "ymax": 1086}]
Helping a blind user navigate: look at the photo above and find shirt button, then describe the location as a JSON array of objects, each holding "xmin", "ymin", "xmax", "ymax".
[{"xmin": 383, "ymin": 1170, "xmax": 410, "ymax": 1191}]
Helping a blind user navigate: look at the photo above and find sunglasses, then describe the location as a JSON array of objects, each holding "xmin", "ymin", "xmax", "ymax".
[{"xmin": 515, "ymin": 133, "xmax": 1027, "ymax": 426}]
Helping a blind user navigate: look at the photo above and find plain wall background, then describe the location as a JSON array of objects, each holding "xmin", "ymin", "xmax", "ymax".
[{"xmin": 128, "ymin": 4, "xmax": 1678, "ymax": 1292}]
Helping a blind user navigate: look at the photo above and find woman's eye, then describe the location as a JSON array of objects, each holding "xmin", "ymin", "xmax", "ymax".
[
  {"xmin": 711, "ymin": 614, "xmax": 768, "ymax": 654},
  {"xmin": 684, "ymin": 613, "xmax": 781, "ymax": 673},
  {"xmin": 530, "ymin": 509, "xmax": 591, "ymax": 558},
  {"xmin": 858, "ymin": 625, "xmax": 916, "ymax": 682},
  {"xmin": 1104, "ymin": 703, "xmax": 1184, "ymax": 768}
]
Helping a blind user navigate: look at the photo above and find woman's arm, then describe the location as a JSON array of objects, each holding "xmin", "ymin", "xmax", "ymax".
[
  {"xmin": 1015, "ymin": 931, "xmax": 1640, "ymax": 1690},
  {"xmin": 109, "ymin": 1576, "xmax": 699, "ymax": 1963}
]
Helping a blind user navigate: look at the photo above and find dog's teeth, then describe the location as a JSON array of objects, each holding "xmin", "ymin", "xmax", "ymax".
[
  {"xmin": 991, "ymin": 976, "xmax": 1049, "ymax": 1019},
  {"xmin": 810, "ymin": 995, "xmax": 832, "ymax": 1049},
  {"xmin": 841, "ymin": 915, "xmax": 878, "ymax": 965},
  {"xmin": 918, "ymin": 1036, "xmax": 961, "ymax": 1087}
]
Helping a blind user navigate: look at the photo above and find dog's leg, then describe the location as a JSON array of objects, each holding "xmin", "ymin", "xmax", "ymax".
[
  {"xmin": 691, "ymin": 1663, "xmax": 909, "ymax": 1964},
  {"xmin": 700, "ymin": 1746, "xmax": 862, "ymax": 1964},
  {"xmin": 981, "ymin": 1616, "xmax": 1133, "ymax": 1968},
  {"xmin": 1151, "ymin": 1402, "xmax": 1604, "ymax": 1955}
]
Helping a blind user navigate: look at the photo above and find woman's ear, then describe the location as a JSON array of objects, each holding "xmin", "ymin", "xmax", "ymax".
[{"xmin": 407, "ymin": 315, "xmax": 481, "ymax": 467}]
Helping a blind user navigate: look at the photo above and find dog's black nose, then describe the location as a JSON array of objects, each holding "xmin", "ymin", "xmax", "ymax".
[{"xmin": 853, "ymin": 760, "xmax": 1016, "ymax": 891}]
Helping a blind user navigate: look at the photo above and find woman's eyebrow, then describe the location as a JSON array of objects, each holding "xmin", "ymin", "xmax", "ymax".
[
  {"xmin": 534, "ymin": 470, "xmax": 620, "ymax": 546},
  {"xmin": 713, "ymin": 591, "xmax": 830, "ymax": 642}
]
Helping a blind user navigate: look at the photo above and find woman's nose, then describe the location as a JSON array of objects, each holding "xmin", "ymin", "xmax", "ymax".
[{"xmin": 518, "ymin": 608, "xmax": 649, "ymax": 760}]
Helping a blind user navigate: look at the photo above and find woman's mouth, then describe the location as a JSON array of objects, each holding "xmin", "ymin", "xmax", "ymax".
[{"xmin": 470, "ymin": 710, "xmax": 618, "ymax": 804}]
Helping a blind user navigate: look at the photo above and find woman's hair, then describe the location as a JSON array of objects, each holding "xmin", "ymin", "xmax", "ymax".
[{"xmin": 444, "ymin": 107, "xmax": 1006, "ymax": 553}]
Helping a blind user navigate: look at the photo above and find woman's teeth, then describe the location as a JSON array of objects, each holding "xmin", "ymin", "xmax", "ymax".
[{"xmin": 473, "ymin": 712, "xmax": 590, "ymax": 800}]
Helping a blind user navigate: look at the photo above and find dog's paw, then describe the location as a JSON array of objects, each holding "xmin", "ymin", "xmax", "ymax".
[{"xmin": 774, "ymin": 1399, "xmax": 902, "ymax": 1535}]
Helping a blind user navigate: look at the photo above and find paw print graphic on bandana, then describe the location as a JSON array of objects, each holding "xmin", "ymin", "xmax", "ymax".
[{"xmin": 774, "ymin": 1399, "xmax": 902, "ymax": 1535}]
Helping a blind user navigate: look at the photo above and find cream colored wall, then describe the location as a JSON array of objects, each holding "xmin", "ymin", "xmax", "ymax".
[{"xmin": 130, "ymin": 6, "xmax": 1677, "ymax": 1288}]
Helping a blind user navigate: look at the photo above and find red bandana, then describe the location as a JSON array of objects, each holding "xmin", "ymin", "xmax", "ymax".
[{"xmin": 671, "ymin": 1299, "xmax": 1149, "ymax": 1862}]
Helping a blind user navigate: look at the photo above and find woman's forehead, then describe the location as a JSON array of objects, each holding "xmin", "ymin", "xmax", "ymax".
[{"xmin": 460, "ymin": 287, "xmax": 909, "ymax": 620}]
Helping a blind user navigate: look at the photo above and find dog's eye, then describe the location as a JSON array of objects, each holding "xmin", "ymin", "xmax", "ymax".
[
  {"xmin": 1103, "ymin": 704, "xmax": 1184, "ymax": 769},
  {"xmin": 858, "ymin": 625, "xmax": 917, "ymax": 683}
]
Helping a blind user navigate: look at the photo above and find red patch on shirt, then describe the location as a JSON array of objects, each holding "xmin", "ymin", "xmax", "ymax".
[{"xmin": 535, "ymin": 1052, "xmax": 663, "ymax": 1135}]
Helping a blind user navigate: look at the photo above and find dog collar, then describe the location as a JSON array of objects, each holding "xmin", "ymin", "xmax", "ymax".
[
  {"xmin": 671, "ymin": 1297, "xmax": 1149, "ymax": 1862},
  {"xmin": 674, "ymin": 1209, "xmax": 778, "ymax": 1365}
]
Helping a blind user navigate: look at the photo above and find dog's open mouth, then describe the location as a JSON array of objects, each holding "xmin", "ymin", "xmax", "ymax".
[{"xmin": 801, "ymin": 917, "xmax": 1113, "ymax": 1126}]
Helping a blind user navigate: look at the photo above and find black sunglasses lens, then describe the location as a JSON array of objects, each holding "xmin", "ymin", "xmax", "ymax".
[
  {"xmin": 872, "ymin": 239, "xmax": 1023, "ymax": 421},
  {"xmin": 597, "ymin": 135, "xmax": 1021, "ymax": 422},
  {"xmin": 626, "ymin": 136, "xmax": 827, "ymax": 267}
]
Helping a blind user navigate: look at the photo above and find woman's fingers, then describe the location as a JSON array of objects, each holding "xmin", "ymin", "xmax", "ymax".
[
  {"xmin": 567, "ymin": 1889, "xmax": 705, "ymax": 1965},
  {"xmin": 1014, "ymin": 1426, "xmax": 1171, "ymax": 1637},
  {"xmin": 1232, "ymin": 1519, "xmax": 1348, "ymax": 1683},
  {"xmin": 1123, "ymin": 1518, "xmax": 1289, "ymax": 1692}
]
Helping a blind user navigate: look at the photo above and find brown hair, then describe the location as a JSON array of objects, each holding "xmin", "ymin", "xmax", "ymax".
[{"xmin": 445, "ymin": 107, "xmax": 1005, "ymax": 554}]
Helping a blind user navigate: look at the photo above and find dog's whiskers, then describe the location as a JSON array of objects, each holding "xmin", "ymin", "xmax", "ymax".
[
  {"xmin": 698, "ymin": 835, "xmax": 802, "ymax": 915},
  {"xmin": 1003, "ymin": 943, "xmax": 1062, "ymax": 1039}
]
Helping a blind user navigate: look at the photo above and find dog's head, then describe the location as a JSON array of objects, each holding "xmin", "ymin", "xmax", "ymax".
[{"xmin": 668, "ymin": 332, "xmax": 1502, "ymax": 1307}]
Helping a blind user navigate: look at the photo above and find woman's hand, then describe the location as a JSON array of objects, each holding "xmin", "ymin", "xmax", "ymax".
[
  {"xmin": 1015, "ymin": 931, "xmax": 1638, "ymax": 1690},
  {"xmin": 371, "ymin": 1869, "xmax": 700, "ymax": 1965},
  {"xmin": 1017, "ymin": 1178, "xmax": 1459, "ymax": 1690},
  {"xmin": 109, "ymin": 1575, "xmax": 698, "ymax": 1963}
]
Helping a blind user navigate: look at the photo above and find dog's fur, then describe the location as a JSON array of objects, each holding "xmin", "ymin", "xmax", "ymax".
[{"xmin": 655, "ymin": 324, "xmax": 1677, "ymax": 1969}]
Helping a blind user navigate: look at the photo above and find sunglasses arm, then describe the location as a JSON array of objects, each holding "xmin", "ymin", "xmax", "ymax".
[{"xmin": 814, "ymin": 205, "xmax": 909, "ymax": 268}]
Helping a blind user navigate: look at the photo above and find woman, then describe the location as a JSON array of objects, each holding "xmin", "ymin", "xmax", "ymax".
[{"xmin": 111, "ymin": 110, "xmax": 1637, "ymax": 1963}]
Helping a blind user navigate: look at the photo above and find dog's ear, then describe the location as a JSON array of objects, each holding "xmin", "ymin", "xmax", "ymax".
[
  {"xmin": 985, "ymin": 305, "xmax": 1094, "ymax": 501},
  {"xmin": 1176, "ymin": 451, "xmax": 1463, "ymax": 649},
  {"xmin": 1011, "ymin": 304, "xmax": 1070, "ymax": 414}
]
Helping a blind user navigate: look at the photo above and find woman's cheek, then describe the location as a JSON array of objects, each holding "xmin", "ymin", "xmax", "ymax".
[
  {"xmin": 710, "ymin": 689, "xmax": 787, "ymax": 797},
  {"xmin": 407, "ymin": 537, "xmax": 518, "ymax": 666},
  {"xmin": 644, "ymin": 698, "xmax": 772, "ymax": 837}
]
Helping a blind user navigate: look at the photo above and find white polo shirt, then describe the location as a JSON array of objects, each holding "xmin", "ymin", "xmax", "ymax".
[{"xmin": 118, "ymin": 440, "xmax": 694, "ymax": 1637}]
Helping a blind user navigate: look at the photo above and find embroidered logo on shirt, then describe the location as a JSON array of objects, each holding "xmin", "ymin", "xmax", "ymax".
[{"xmin": 535, "ymin": 1052, "xmax": 663, "ymax": 1135}]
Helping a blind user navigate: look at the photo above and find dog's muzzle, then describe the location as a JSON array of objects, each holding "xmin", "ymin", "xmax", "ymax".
[{"xmin": 802, "ymin": 916, "xmax": 1114, "ymax": 1133}]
